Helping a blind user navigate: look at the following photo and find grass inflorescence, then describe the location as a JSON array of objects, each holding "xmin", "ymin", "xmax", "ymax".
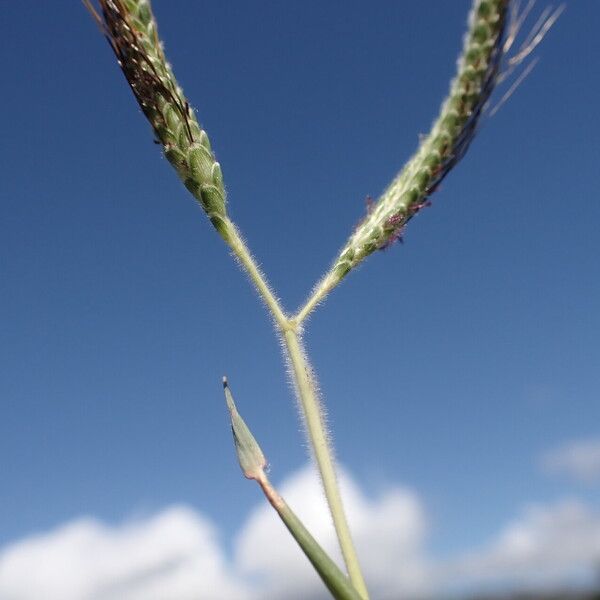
[
  {"xmin": 330, "ymin": 0, "xmax": 510, "ymax": 282},
  {"xmin": 86, "ymin": 0, "xmax": 229, "ymax": 240}
]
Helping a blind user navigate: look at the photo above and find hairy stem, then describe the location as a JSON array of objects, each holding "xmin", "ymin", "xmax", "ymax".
[
  {"xmin": 282, "ymin": 327, "xmax": 369, "ymax": 599},
  {"xmin": 226, "ymin": 220, "xmax": 288, "ymax": 328},
  {"xmin": 295, "ymin": 272, "xmax": 339, "ymax": 326}
]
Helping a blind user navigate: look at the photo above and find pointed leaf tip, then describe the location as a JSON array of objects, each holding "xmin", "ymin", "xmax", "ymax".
[{"xmin": 222, "ymin": 379, "xmax": 267, "ymax": 480}]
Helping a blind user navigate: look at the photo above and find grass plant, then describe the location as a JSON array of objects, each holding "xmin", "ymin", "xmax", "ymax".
[{"xmin": 86, "ymin": 1, "xmax": 560, "ymax": 597}]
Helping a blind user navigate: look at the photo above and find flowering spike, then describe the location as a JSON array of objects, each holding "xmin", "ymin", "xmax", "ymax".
[
  {"xmin": 86, "ymin": 0, "xmax": 230, "ymax": 240},
  {"xmin": 330, "ymin": 0, "xmax": 509, "ymax": 272}
]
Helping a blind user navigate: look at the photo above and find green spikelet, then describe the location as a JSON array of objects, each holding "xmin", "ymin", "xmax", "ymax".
[
  {"xmin": 330, "ymin": 0, "xmax": 509, "ymax": 280},
  {"xmin": 88, "ymin": 0, "xmax": 230, "ymax": 240}
]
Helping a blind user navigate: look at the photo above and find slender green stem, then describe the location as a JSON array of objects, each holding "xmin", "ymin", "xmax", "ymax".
[
  {"xmin": 282, "ymin": 327, "xmax": 369, "ymax": 600},
  {"xmin": 295, "ymin": 271, "xmax": 340, "ymax": 326},
  {"xmin": 225, "ymin": 219, "xmax": 288, "ymax": 328}
]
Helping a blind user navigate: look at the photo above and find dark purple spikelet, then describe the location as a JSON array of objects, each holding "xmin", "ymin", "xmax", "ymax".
[
  {"xmin": 407, "ymin": 3, "xmax": 509, "ymax": 212},
  {"xmin": 85, "ymin": 0, "xmax": 194, "ymax": 145}
]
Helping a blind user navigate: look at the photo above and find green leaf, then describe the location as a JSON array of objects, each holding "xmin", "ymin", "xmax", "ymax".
[
  {"xmin": 223, "ymin": 377, "xmax": 266, "ymax": 480},
  {"xmin": 221, "ymin": 378, "xmax": 363, "ymax": 599},
  {"xmin": 274, "ymin": 495, "xmax": 364, "ymax": 600}
]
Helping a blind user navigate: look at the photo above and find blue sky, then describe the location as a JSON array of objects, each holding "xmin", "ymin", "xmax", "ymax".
[{"xmin": 1, "ymin": 1, "xmax": 599, "ymax": 597}]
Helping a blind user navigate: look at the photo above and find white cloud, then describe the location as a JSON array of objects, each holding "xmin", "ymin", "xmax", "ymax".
[
  {"xmin": 1, "ymin": 465, "xmax": 600, "ymax": 599},
  {"xmin": 443, "ymin": 499, "xmax": 600, "ymax": 592},
  {"xmin": 541, "ymin": 438, "xmax": 600, "ymax": 484},
  {"xmin": 0, "ymin": 466, "xmax": 428, "ymax": 600},
  {"xmin": 0, "ymin": 506, "xmax": 249, "ymax": 600}
]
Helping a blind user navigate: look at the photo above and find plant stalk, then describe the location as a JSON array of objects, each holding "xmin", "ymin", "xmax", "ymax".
[
  {"xmin": 226, "ymin": 220, "xmax": 288, "ymax": 328},
  {"xmin": 282, "ymin": 327, "xmax": 369, "ymax": 600},
  {"xmin": 295, "ymin": 272, "xmax": 340, "ymax": 326}
]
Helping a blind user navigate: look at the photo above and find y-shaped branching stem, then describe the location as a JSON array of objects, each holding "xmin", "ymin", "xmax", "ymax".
[
  {"xmin": 228, "ymin": 230, "xmax": 369, "ymax": 596},
  {"xmin": 225, "ymin": 222, "xmax": 370, "ymax": 597}
]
